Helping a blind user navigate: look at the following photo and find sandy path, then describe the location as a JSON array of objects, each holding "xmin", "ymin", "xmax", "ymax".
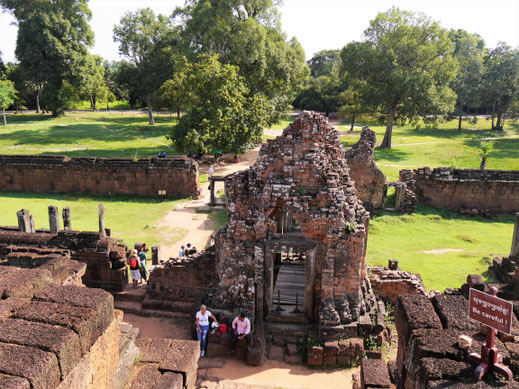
[
  {"xmin": 198, "ymin": 359, "xmax": 357, "ymax": 389},
  {"xmin": 158, "ymin": 147, "xmax": 260, "ymax": 260}
]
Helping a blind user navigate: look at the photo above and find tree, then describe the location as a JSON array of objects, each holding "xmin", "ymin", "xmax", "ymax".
[
  {"xmin": 160, "ymin": 61, "xmax": 188, "ymax": 117},
  {"xmin": 169, "ymin": 55, "xmax": 269, "ymax": 155},
  {"xmin": 173, "ymin": 0, "xmax": 309, "ymax": 125},
  {"xmin": 0, "ymin": 0, "xmax": 94, "ymax": 116},
  {"xmin": 307, "ymin": 49, "xmax": 340, "ymax": 78},
  {"xmin": 113, "ymin": 8, "xmax": 179, "ymax": 125},
  {"xmin": 338, "ymin": 83, "xmax": 368, "ymax": 131},
  {"xmin": 340, "ymin": 8, "xmax": 458, "ymax": 148},
  {"xmin": 0, "ymin": 79, "xmax": 17, "ymax": 126},
  {"xmin": 293, "ymin": 75, "xmax": 345, "ymax": 115},
  {"xmin": 481, "ymin": 43, "xmax": 519, "ymax": 130},
  {"xmin": 448, "ymin": 29, "xmax": 485, "ymax": 130},
  {"xmin": 77, "ymin": 55, "xmax": 110, "ymax": 110}
]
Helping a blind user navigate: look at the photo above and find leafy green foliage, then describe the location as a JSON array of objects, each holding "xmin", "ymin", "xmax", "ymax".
[
  {"xmin": 114, "ymin": 8, "xmax": 180, "ymax": 124},
  {"xmin": 169, "ymin": 55, "xmax": 269, "ymax": 155},
  {"xmin": 340, "ymin": 8, "xmax": 458, "ymax": 148},
  {"xmin": 0, "ymin": 79, "xmax": 17, "ymax": 125},
  {"xmin": 173, "ymin": 0, "xmax": 309, "ymax": 124},
  {"xmin": 1, "ymin": 0, "xmax": 94, "ymax": 116},
  {"xmin": 480, "ymin": 43, "xmax": 519, "ymax": 130},
  {"xmin": 76, "ymin": 55, "xmax": 111, "ymax": 110}
]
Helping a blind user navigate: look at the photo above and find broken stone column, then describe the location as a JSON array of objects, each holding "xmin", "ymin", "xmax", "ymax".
[
  {"xmin": 99, "ymin": 203, "xmax": 106, "ymax": 238},
  {"xmin": 29, "ymin": 214, "xmax": 35, "ymax": 233},
  {"xmin": 62, "ymin": 207, "xmax": 72, "ymax": 231},
  {"xmin": 511, "ymin": 212, "xmax": 519, "ymax": 259},
  {"xmin": 152, "ymin": 246, "xmax": 161, "ymax": 265},
  {"xmin": 48, "ymin": 205, "xmax": 60, "ymax": 233},
  {"xmin": 16, "ymin": 209, "xmax": 31, "ymax": 232}
]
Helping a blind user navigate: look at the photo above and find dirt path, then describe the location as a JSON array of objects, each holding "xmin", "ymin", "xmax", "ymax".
[
  {"xmin": 158, "ymin": 147, "xmax": 260, "ymax": 260},
  {"xmin": 198, "ymin": 359, "xmax": 357, "ymax": 389}
]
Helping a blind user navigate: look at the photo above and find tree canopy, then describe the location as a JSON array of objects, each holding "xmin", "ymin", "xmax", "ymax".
[
  {"xmin": 0, "ymin": 79, "xmax": 17, "ymax": 126},
  {"xmin": 340, "ymin": 7, "xmax": 458, "ymax": 148},
  {"xmin": 169, "ymin": 54, "xmax": 269, "ymax": 155},
  {"xmin": 173, "ymin": 0, "xmax": 309, "ymax": 124},
  {"xmin": 114, "ymin": 8, "xmax": 180, "ymax": 124},
  {"xmin": 0, "ymin": 0, "xmax": 94, "ymax": 116}
]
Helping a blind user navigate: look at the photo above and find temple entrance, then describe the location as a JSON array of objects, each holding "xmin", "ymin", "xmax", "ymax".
[{"xmin": 264, "ymin": 238, "xmax": 317, "ymax": 323}]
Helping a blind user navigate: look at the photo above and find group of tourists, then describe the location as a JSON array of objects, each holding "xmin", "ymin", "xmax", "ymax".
[
  {"xmin": 128, "ymin": 243, "xmax": 149, "ymax": 287},
  {"xmin": 178, "ymin": 243, "xmax": 198, "ymax": 258},
  {"xmin": 195, "ymin": 304, "xmax": 251, "ymax": 357}
]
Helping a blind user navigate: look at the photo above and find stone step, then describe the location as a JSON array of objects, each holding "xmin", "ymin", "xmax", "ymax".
[
  {"xmin": 115, "ymin": 300, "xmax": 191, "ymax": 320},
  {"xmin": 111, "ymin": 285, "xmax": 147, "ymax": 303},
  {"xmin": 111, "ymin": 323, "xmax": 141, "ymax": 389},
  {"xmin": 264, "ymin": 322, "xmax": 312, "ymax": 338}
]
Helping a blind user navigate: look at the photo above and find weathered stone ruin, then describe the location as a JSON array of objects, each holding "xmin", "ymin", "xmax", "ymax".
[
  {"xmin": 0, "ymin": 265, "xmax": 201, "ymax": 389},
  {"xmin": 345, "ymin": 127, "xmax": 387, "ymax": 213},
  {"xmin": 0, "ymin": 206, "xmax": 129, "ymax": 292},
  {"xmin": 207, "ymin": 112, "xmax": 376, "ymax": 341},
  {"xmin": 0, "ymin": 154, "xmax": 201, "ymax": 198},
  {"xmin": 401, "ymin": 167, "xmax": 519, "ymax": 214}
]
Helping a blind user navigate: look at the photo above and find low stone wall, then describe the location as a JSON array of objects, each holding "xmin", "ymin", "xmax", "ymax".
[
  {"xmin": 0, "ymin": 154, "xmax": 200, "ymax": 198},
  {"xmin": 400, "ymin": 167, "xmax": 519, "ymax": 213},
  {"xmin": 370, "ymin": 263, "xmax": 427, "ymax": 304}
]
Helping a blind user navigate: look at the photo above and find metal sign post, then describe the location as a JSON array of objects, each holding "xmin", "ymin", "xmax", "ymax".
[{"xmin": 468, "ymin": 286, "xmax": 513, "ymax": 381}]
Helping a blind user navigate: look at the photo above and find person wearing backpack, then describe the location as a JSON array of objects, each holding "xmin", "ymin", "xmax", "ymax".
[
  {"xmin": 129, "ymin": 249, "xmax": 141, "ymax": 288},
  {"xmin": 138, "ymin": 247, "xmax": 148, "ymax": 284}
]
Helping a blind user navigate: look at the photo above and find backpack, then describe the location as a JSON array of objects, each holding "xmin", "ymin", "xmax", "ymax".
[
  {"xmin": 129, "ymin": 255, "xmax": 138, "ymax": 269},
  {"xmin": 217, "ymin": 323, "xmax": 228, "ymax": 335}
]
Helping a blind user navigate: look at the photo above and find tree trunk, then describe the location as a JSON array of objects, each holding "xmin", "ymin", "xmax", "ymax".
[
  {"xmin": 496, "ymin": 112, "xmax": 503, "ymax": 130},
  {"xmin": 480, "ymin": 156, "xmax": 486, "ymax": 170},
  {"xmin": 491, "ymin": 99, "xmax": 496, "ymax": 130},
  {"xmin": 147, "ymin": 95, "xmax": 154, "ymax": 125},
  {"xmin": 350, "ymin": 113, "xmax": 355, "ymax": 131},
  {"xmin": 92, "ymin": 95, "xmax": 97, "ymax": 111},
  {"xmin": 379, "ymin": 105, "xmax": 397, "ymax": 149},
  {"xmin": 458, "ymin": 115, "xmax": 462, "ymax": 131},
  {"xmin": 177, "ymin": 109, "xmax": 180, "ymax": 117},
  {"xmin": 2, "ymin": 108, "xmax": 6, "ymax": 126},
  {"xmin": 36, "ymin": 90, "xmax": 41, "ymax": 114}
]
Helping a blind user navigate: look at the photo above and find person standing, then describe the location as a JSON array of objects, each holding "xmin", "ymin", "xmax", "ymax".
[
  {"xmin": 195, "ymin": 305, "xmax": 218, "ymax": 357},
  {"xmin": 229, "ymin": 312, "xmax": 251, "ymax": 355},
  {"xmin": 208, "ymin": 164, "xmax": 214, "ymax": 178},
  {"xmin": 178, "ymin": 245, "xmax": 185, "ymax": 258},
  {"xmin": 129, "ymin": 249, "xmax": 141, "ymax": 288},
  {"xmin": 138, "ymin": 248, "xmax": 148, "ymax": 284}
]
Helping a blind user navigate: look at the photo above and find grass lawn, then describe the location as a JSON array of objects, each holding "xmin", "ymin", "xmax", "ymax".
[
  {"xmin": 1, "ymin": 112, "xmax": 177, "ymax": 158},
  {"xmin": 0, "ymin": 192, "xmax": 189, "ymax": 250},
  {"xmin": 367, "ymin": 205, "xmax": 515, "ymax": 291},
  {"xmin": 339, "ymin": 118, "xmax": 519, "ymax": 180}
]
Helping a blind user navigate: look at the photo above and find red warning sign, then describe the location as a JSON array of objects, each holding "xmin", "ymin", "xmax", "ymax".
[{"xmin": 469, "ymin": 288, "xmax": 513, "ymax": 335}]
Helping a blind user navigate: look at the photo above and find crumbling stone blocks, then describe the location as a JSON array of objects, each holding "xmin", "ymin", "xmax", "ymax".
[
  {"xmin": 361, "ymin": 359, "xmax": 391, "ymax": 388},
  {"xmin": 337, "ymin": 338, "xmax": 364, "ymax": 364},
  {"xmin": 0, "ymin": 318, "xmax": 82, "ymax": 379},
  {"xmin": 136, "ymin": 338, "xmax": 173, "ymax": 364},
  {"xmin": 324, "ymin": 341, "xmax": 339, "ymax": 365},
  {"xmin": 0, "ymin": 373, "xmax": 31, "ymax": 389},
  {"xmin": 431, "ymin": 294, "xmax": 478, "ymax": 330},
  {"xmin": 129, "ymin": 364, "xmax": 162, "ymax": 389},
  {"xmin": 0, "ymin": 342, "xmax": 60, "ymax": 389},
  {"xmin": 153, "ymin": 372, "xmax": 183, "ymax": 389},
  {"xmin": 159, "ymin": 340, "xmax": 200, "ymax": 389},
  {"xmin": 0, "ymin": 267, "xmax": 52, "ymax": 299}
]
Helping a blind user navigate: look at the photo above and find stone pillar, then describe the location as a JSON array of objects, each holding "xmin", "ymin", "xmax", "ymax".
[
  {"xmin": 48, "ymin": 205, "xmax": 60, "ymax": 233},
  {"xmin": 511, "ymin": 212, "xmax": 519, "ymax": 259},
  {"xmin": 16, "ymin": 209, "xmax": 31, "ymax": 232},
  {"xmin": 151, "ymin": 246, "xmax": 161, "ymax": 265},
  {"xmin": 62, "ymin": 207, "xmax": 72, "ymax": 231},
  {"xmin": 98, "ymin": 203, "xmax": 106, "ymax": 238},
  {"xmin": 29, "ymin": 214, "xmax": 35, "ymax": 233},
  {"xmin": 209, "ymin": 178, "xmax": 216, "ymax": 206}
]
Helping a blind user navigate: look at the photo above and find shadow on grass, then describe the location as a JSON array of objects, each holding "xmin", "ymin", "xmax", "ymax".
[
  {"xmin": 0, "ymin": 191, "xmax": 191, "ymax": 205},
  {"xmin": 373, "ymin": 147, "xmax": 411, "ymax": 163}
]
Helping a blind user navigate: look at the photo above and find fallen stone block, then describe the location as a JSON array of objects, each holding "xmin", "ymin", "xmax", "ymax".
[
  {"xmin": 307, "ymin": 346, "xmax": 323, "ymax": 366},
  {"xmin": 362, "ymin": 359, "xmax": 390, "ymax": 388},
  {"xmin": 153, "ymin": 372, "xmax": 183, "ymax": 389},
  {"xmin": 129, "ymin": 364, "xmax": 161, "ymax": 389},
  {"xmin": 159, "ymin": 340, "xmax": 200, "ymax": 389}
]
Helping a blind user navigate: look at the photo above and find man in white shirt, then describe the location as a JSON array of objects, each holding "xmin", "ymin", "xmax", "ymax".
[
  {"xmin": 229, "ymin": 312, "xmax": 251, "ymax": 355},
  {"xmin": 178, "ymin": 246, "xmax": 185, "ymax": 258}
]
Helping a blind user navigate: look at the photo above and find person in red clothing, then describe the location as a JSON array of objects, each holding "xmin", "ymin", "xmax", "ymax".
[{"xmin": 229, "ymin": 312, "xmax": 251, "ymax": 355}]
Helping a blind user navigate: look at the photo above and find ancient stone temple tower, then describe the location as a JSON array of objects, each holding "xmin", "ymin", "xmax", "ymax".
[{"xmin": 209, "ymin": 112, "xmax": 372, "ymax": 336}]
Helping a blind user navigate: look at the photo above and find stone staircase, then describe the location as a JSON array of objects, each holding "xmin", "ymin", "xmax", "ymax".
[
  {"xmin": 111, "ymin": 322, "xmax": 140, "ymax": 389},
  {"xmin": 264, "ymin": 322, "xmax": 314, "ymax": 364},
  {"xmin": 112, "ymin": 284, "xmax": 192, "ymax": 319}
]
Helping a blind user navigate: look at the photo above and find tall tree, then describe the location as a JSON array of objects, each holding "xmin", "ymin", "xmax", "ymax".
[
  {"xmin": 173, "ymin": 0, "xmax": 309, "ymax": 125},
  {"xmin": 77, "ymin": 55, "xmax": 110, "ymax": 110},
  {"xmin": 481, "ymin": 43, "xmax": 519, "ymax": 130},
  {"xmin": 0, "ymin": 0, "xmax": 94, "ymax": 116},
  {"xmin": 0, "ymin": 79, "xmax": 17, "ymax": 126},
  {"xmin": 340, "ymin": 8, "xmax": 458, "ymax": 148},
  {"xmin": 307, "ymin": 49, "xmax": 340, "ymax": 78},
  {"xmin": 113, "ymin": 8, "xmax": 179, "ymax": 125},
  {"xmin": 169, "ymin": 55, "xmax": 269, "ymax": 155},
  {"xmin": 448, "ymin": 29, "xmax": 486, "ymax": 130},
  {"xmin": 293, "ymin": 75, "xmax": 346, "ymax": 116}
]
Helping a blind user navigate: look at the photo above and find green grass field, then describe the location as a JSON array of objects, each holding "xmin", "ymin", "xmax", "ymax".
[
  {"xmin": 1, "ymin": 112, "xmax": 518, "ymax": 291},
  {"xmin": 0, "ymin": 192, "xmax": 188, "ymax": 250},
  {"xmin": 339, "ymin": 118, "xmax": 519, "ymax": 180}
]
